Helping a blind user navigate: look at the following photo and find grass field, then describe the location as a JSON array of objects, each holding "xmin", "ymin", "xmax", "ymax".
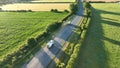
[
  {"xmin": 1, "ymin": 3, "xmax": 70, "ymax": 11},
  {"xmin": 0, "ymin": 12, "xmax": 68, "ymax": 62},
  {"xmin": 72, "ymin": 3, "xmax": 120, "ymax": 68}
]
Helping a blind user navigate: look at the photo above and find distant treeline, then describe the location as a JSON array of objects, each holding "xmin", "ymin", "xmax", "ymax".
[
  {"xmin": 0, "ymin": 0, "xmax": 32, "ymax": 5},
  {"xmin": 0, "ymin": 0, "xmax": 18, "ymax": 5}
]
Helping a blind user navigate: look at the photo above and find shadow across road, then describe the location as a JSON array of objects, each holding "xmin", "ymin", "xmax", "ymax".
[{"xmin": 23, "ymin": 1, "xmax": 84, "ymax": 68}]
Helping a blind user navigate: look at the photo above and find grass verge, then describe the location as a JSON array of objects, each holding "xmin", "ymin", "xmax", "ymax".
[{"xmin": 71, "ymin": 3, "xmax": 120, "ymax": 68}]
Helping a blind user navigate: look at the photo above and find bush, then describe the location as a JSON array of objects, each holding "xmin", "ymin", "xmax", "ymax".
[
  {"xmin": 28, "ymin": 10, "xmax": 32, "ymax": 12},
  {"xmin": 58, "ymin": 63, "xmax": 65, "ymax": 68},
  {"xmin": 27, "ymin": 38, "xmax": 37, "ymax": 48},
  {"xmin": 0, "ymin": 8, "xmax": 2, "ymax": 11},
  {"xmin": 87, "ymin": 9, "xmax": 91, "ymax": 17},
  {"xmin": 83, "ymin": 2, "xmax": 91, "ymax": 9},
  {"xmin": 51, "ymin": 9, "xmax": 54, "ymax": 12},
  {"xmin": 36, "ymin": 34, "xmax": 44, "ymax": 42},
  {"xmin": 50, "ymin": 9, "xmax": 59, "ymax": 12},
  {"xmin": 17, "ymin": 10, "xmax": 27, "ymax": 12},
  {"xmin": 70, "ymin": 3, "xmax": 78, "ymax": 14},
  {"xmin": 66, "ymin": 44, "xmax": 80, "ymax": 68},
  {"xmin": 43, "ymin": 32, "xmax": 49, "ymax": 37},
  {"xmin": 83, "ymin": 2, "xmax": 92, "ymax": 17},
  {"xmin": 54, "ymin": 9, "xmax": 58, "ymax": 12},
  {"xmin": 64, "ymin": 9, "xmax": 69, "ymax": 13},
  {"xmin": 35, "ymin": 32, "xmax": 49, "ymax": 41},
  {"xmin": 46, "ymin": 22, "xmax": 62, "ymax": 33}
]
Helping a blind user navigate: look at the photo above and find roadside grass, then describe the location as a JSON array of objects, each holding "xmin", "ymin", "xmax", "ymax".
[
  {"xmin": 0, "ymin": 12, "xmax": 69, "ymax": 62},
  {"xmin": 72, "ymin": 3, "xmax": 120, "ymax": 68}
]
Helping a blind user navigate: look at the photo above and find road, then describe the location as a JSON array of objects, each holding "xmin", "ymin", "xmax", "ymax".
[{"xmin": 23, "ymin": 1, "xmax": 83, "ymax": 68}]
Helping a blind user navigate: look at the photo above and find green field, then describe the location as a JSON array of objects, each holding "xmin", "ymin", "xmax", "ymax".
[
  {"xmin": 72, "ymin": 3, "xmax": 120, "ymax": 68},
  {"xmin": 0, "ymin": 12, "xmax": 68, "ymax": 62}
]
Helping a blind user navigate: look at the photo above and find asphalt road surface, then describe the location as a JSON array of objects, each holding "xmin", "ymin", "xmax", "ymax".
[{"xmin": 22, "ymin": 1, "xmax": 83, "ymax": 68}]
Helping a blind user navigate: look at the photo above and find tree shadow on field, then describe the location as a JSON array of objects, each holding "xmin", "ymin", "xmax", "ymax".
[
  {"xmin": 102, "ymin": 17, "xmax": 119, "ymax": 21},
  {"xmin": 73, "ymin": 7, "xmax": 110, "ymax": 68},
  {"xmin": 102, "ymin": 19, "xmax": 120, "ymax": 27},
  {"xmin": 96, "ymin": 9, "xmax": 120, "ymax": 16},
  {"xmin": 103, "ymin": 36, "xmax": 120, "ymax": 46}
]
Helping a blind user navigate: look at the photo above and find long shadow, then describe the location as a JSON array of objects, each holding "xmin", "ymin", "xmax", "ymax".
[
  {"xmin": 22, "ymin": 46, "xmax": 57, "ymax": 68},
  {"xmin": 49, "ymin": 40, "xmax": 62, "ymax": 55},
  {"xmin": 103, "ymin": 36, "xmax": 120, "ymax": 46},
  {"xmin": 102, "ymin": 17, "xmax": 119, "ymax": 21},
  {"xmin": 73, "ymin": 7, "xmax": 110, "ymax": 68},
  {"xmin": 51, "ymin": 27, "xmax": 79, "ymax": 54},
  {"xmin": 48, "ymin": 48, "xmax": 69, "ymax": 68},
  {"xmin": 67, "ymin": 24, "xmax": 80, "ymax": 28},
  {"xmin": 102, "ymin": 20, "xmax": 120, "ymax": 27},
  {"xmin": 55, "ymin": 25, "xmax": 73, "ymax": 45},
  {"xmin": 96, "ymin": 9, "xmax": 120, "ymax": 16}
]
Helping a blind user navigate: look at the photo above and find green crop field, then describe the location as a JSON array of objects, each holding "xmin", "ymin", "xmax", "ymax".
[
  {"xmin": 0, "ymin": 12, "xmax": 68, "ymax": 62},
  {"xmin": 72, "ymin": 3, "xmax": 120, "ymax": 68}
]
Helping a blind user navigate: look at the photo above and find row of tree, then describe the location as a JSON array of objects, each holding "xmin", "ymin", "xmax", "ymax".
[
  {"xmin": 55, "ymin": 1, "xmax": 92, "ymax": 68},
  {"xmin": 83, "ymin": 1, "xmax": 92, "ymax": 17},
  {"xmin": 66, "ymin": 1, "xmax": 92, "ymax": 68}
]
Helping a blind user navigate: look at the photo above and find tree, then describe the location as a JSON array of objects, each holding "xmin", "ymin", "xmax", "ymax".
[
  {"xmin": 83, "ymin": 2, "xmax": 91, "ymax": 9},
  {"xmin": 50, "ymin": 9, "xmax": 58, "ymax": 13},
  {"xmin": 27, "ymin": 38, "xmax": 37, "ymax": 48},
  {"xmin": 83, "ymin": 2, "xmax": 92, "ymax": 17},
  {"xmin": 75, "ymin": 0, "xmax": 78, "ymax": 3},
  {"xmin": 87, "ymin": 9, "xmax": 91, "ymax": 17},
  {"xmin": 70, "ymin": 3, "xmax": 78, "ymax": 14},
  {"xmin": 64, "ymin": 9, "xmax": 69, "ymax": 13}
]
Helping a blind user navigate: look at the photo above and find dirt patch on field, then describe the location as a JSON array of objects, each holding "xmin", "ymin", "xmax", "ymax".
[{"xmin": 1, "ymin": 3, "xmax": 70, "ymax": 11}]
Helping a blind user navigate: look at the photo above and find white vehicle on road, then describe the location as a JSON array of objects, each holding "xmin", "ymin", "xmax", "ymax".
[
  {"xmin": 47, "ymin": 40, "xmax": 54, "ymax": 48},
  {"xmin": 67, "ymin": 21, "xmax": 71, "ymax": 24}
]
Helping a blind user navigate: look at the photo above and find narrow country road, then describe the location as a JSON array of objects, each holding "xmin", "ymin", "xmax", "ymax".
[{"xmin": 22, "ymin": 1, "xmax": 83, "ymax": 68}]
